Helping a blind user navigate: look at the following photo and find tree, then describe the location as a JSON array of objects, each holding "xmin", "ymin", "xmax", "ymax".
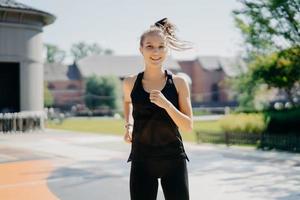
[
  {"xmin": 70, "ymin": 42, "xmax": 114, "ymax": 61},
  {"xmin": 44, "ymin": 43, "xmax": 66, "ymax": 63},
  {"xmin": 232, "ymin": 0, "xmax": 300, "ymax": 109},
  {"xmin": 104, "ymin": 49, "xmax": 113, "ymax": 55},
  {"xmin": 228, "ymin": 73, "xmax": 260, "ymax": 111},
  {"xmin": 44, "ymin": 82, "xmax": 54, "ymax": 107},
  {"xmin": 85, "ymin": 75, "xmax": 121, "ymax": 111},
  {"xmin": 233, "ymin": 0, "xmax": 300, "ymax": 56},
  {"xmin": 251, "ymin": 47, "xmax": 300, "ymax": 104}
]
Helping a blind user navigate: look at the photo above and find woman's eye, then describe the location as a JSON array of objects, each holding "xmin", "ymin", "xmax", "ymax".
[
  {"xmin": 159, "ymin": 46, "xmax": 165, "ymax": 49},
  {"xmin": 146, "ymin": 45, "xmax": 153, "ymax": 49}
]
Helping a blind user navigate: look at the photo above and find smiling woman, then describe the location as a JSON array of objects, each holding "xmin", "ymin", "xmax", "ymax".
[{"xmin": 123, "ymin": 18, "xmax": 193, "ymax": 200}]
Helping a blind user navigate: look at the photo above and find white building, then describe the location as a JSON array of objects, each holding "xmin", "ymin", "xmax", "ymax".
[
  {"xmin": 0, "ymin": 0, "xmax": 55, "ymax": 113},
  {"xmin": 0, "ymin": 0, "xmax": 55, "ymax": 132}
]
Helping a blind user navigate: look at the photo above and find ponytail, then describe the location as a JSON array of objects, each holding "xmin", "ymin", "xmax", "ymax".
[{"xmin": 140, "ymin": 18, "xmax": 193, "ymax": 51}]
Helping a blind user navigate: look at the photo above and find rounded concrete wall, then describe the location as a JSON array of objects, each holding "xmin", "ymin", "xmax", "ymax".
[{"xmin": 0, "ymin": 22, "xmax": 44, "ymax": 111}]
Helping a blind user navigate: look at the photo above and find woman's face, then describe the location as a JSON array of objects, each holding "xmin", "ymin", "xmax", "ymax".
[{"xmin": 140, "ymin": 33, "xmax": 168, "ymax": 67}]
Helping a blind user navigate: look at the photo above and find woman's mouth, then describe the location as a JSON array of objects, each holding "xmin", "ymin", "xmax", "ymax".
[{"xmin": 150, "ymin": 57, "xmax": 161, "ymax": 61}]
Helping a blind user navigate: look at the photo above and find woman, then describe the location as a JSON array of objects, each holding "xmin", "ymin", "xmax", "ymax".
[{"xmin": 123, "ymin": 18, "xmax": 193, "ymax": 200}]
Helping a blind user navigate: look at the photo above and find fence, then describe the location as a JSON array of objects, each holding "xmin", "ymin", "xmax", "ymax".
[
  {"xmin": 260, "ymin": 133, "xmax": 300, "ymax": 152},
  {"xmin": 0, "ymin": 111, "xmax": 46, "ymax": 133},
  {"xmin": 195, "ymin": 131, "xmax": 300, "ymax": 152},
  {"xmin": 195, "ymin": 131, "xmax": 260, "ymax": 145}
]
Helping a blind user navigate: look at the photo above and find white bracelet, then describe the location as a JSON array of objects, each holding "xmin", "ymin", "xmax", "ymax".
[{"xmin": 125, "ymin": 123, "xmax": 133, "ymax": 129}]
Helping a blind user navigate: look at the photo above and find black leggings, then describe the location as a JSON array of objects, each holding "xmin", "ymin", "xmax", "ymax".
[{"xmin": 130, "ymin": 158, "xmax": 189, "ymax": 200}]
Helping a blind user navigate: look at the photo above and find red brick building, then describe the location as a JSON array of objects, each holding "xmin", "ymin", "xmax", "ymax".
[
  {"xmin": 44, "ymin": 55, "xmax": 181, "ymax": 110},
  {"xmin": 179, "ymin": 56, "xmax": 245, "ymax": 106},
  {"xmin": 44, "ymin": 63, "xmax": 84, "ymax": 109},
  {"xmin": 45, "ymin": 55, "xmax": 244, "ymax": 110}
]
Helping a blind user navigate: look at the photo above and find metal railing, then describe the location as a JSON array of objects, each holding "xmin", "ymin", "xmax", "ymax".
[
  {"xmin": 0, "ymin": 111, "xmax": 46, "ymax": 133},
  {"xmin": 195, "ymin": 131, "xmax": 300, "ymax": 152}
]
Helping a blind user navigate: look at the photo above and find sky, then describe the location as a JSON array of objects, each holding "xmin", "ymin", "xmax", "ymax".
[{"xmin": 19, "ymin": 0, "xmax": 244, "ymax": 63}]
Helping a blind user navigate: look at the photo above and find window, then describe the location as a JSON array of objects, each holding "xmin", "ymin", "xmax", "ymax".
[
  {"xmin": 48, "ymin": 83, "xmax": 55, "ymax": 89},
  {"xmin": 211, "ymin": 83, "xmax": 219, "ymax": 102},
  {"xmin": 67, "ymin": 84, "xmax": 77, "ymax": 89}
]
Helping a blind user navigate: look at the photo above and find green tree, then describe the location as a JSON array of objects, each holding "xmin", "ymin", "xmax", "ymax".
[
  {"xmin": 233, "ymin": 0, "xmax": 300, "ymax": 56},
  {"xmin": 70, "ymin": 42, "xmax": 114, "ymax": 61},
  {"xmin": 232, "ymin": 0, "xmax": 300, "ymax": 109},
  {"xmin": 85, "ymin": 75, "xmax": 121, "ymax": 111},
  {"xmin": 44, "ymin": 82, "xmax": 54, "ymax": 107},
  {"xmin": 44, "ymin": 43, "xmax": 66, "ymax": 63},
  {"xmin": 228, "ymin": 73, "xmax": 260, "ymax": 111},
  {"xmin": 251, "ymin": 47, "xmax": 300, "ymax": 104}
]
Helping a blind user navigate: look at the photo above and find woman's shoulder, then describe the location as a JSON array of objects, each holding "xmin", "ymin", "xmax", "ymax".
[
  {"xmin": 123, "ymin": 74, "xmax": 139, "ymax": 90},
  {"xmin": 123, "ymin": 74, "xmax": 137, "ymax": 81},
  {"xmin": 171, "ymin": 73, "xmax": 190, "ymax": 95},
  {"xmin": 172, "ymin": 74, "xmax": 188, "ymax": 87}
]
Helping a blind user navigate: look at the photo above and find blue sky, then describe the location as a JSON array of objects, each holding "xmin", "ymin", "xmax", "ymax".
[{"xmin": 19, "ymin": 0, "xmax": 243, "ymax": 62}]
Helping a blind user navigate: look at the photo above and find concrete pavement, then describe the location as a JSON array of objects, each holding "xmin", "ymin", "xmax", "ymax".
[{"xmin": 0, "ymin": 129, "xmax": 300, "ymax": 200}]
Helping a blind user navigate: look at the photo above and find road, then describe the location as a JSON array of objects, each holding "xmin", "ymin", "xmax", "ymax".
[{"xmin": 0, "ymin": 129, "xmax": 300, "ymax": 200}]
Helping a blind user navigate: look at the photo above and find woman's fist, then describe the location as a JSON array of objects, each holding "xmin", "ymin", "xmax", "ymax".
[{"xmin": 149, "ymin": 90, "xmax": 171, "ymax": 109}]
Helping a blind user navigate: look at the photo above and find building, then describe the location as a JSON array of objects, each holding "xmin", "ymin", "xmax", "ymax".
[
  {"xmin": 44, "ymin": 63, "xmax": 84, "ymax": 109},
  {"xmin": 45, "ymin": 55, "xmax": 245, "ymax": 110},
  {"xmin": 45, "ymin": 55, "xmax": 182, "ymax": 109},
  {"xmin": 0, "ymin": 0, "xmax": 55, "ymax": 113},
  {"xmin": 179, "ymin": 56, "xmax": 245, "ymax": 107},
  {"xmin": 0, "ymin": 0, "xmax": 55, "ymax": 132},
  {"xmin": 77, "ymin": 54, "xmax": 182, "ymax": 79}
]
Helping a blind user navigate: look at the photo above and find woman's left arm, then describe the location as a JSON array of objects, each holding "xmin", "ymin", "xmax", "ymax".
[{"xmin": 149, "ymin": 76, "xmax": 193, "ymax": 132}]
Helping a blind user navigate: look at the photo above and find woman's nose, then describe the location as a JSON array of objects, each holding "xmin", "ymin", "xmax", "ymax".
[{"xmin": 152, "ymin": 47, "xmax": 160, "ymax": 53}]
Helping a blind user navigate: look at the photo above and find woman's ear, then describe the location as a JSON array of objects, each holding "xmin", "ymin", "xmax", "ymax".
[{"xmin": 139, "ymin": 46, "xmax": 143, "ymax": 55}]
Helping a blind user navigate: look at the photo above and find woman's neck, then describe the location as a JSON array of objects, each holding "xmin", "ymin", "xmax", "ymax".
[{"xmin": 143, "ymin": 66, "xmax": 165, "ymax": 80}]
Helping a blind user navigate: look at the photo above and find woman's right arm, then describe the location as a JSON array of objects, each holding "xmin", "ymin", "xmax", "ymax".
[{"xmin": 123, "ymin": 76, "xmax": 135, "ymax": 143}]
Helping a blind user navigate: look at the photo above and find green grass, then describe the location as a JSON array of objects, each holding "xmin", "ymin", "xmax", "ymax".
[
  {"xmin": 192, "ymin": 110, "xmax": 212, "ymax": 116},
  {"xmin": 193, "ymin": 120, "xmax": 222, "ymax": 133},
  {"xmin": 46, "ymin": 118, "xmax": 221, "ymax": 143},
  {"xmin": 47, "ymin": 118, "xmax": 125, "ymax": 135}
]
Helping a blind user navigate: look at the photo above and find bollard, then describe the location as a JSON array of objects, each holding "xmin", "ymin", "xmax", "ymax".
[
  {"xmin": 12, "ymin": 113, "xmax": 17, "ymax": 133},
  {"xmin": 0, "ymin": 113, "xmax": 3, "ymax": 133},
  {"xmin": 0, "ymin": 111, "xmax": 46, "ymax": 133},
  {"xmin": 3, "ymin": 113, "xmax": 8, "ymax": 133}
]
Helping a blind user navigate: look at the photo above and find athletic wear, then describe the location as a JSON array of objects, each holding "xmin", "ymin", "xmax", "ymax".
[
  {"xmin": 127, "ymin": 70, "xmax": 189, "ymax": 162},
  {"xmin": 127, "ymin": 70, "xmax": 190, "ymax": 200},
  {"xmin": 130, "ymin": 158, "xmax": 189, "ymax": 200}
]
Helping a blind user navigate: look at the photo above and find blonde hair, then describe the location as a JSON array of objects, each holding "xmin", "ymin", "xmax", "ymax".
[{"xmin": 140, "ymin": 18, "xmax": 193, "ymax": 51}]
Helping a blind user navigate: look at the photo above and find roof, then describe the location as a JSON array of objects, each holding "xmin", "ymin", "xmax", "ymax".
[
  {"xmin": 44, "ymin": 63, "xmax": 81, "ymax": 81},
  {"xmin": 0, "ymin": 0, "xmax": 56, "ymax": 25},
  {"xmin": 198, "ymin": 56, "xmax": 222, "ymax": 71},
  {"xmin": 218, "ymin": 57, "xmax": 247, "ymax": 77},
  {"xmin": 196, "ymin": 56, "xmax": 246, "ymax": 77},
  {"xmin": 77, "ymin": 55, "xmax": 181, "ymax": 78},
  {"xmin": 0, "ymin": 0, "xmax": 37, "ymax": 10}
]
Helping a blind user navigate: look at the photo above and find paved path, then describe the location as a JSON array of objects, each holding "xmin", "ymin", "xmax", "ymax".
[{"xmin": 0, "ymin": 129, "xmax": 300, "ymax": 200}]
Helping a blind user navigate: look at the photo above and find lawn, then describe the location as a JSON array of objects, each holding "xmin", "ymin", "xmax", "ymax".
[{"xmin": 46, "ymin": 117, "xmax": 221, "ymax": 143}]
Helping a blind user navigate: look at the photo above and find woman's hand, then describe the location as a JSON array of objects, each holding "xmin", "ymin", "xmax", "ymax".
[
  {"xmin": 124, "ymin": 130, "xmax": 132, "ymax": 144},
  {"xmin": 149, "ymin": 90, "xmax": 171, "ymax": 109}
]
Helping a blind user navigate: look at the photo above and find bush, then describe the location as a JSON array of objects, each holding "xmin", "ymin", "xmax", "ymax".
[
  {"xmin": 264, "ymin": 107, "xmax": 300, "ymax": 135},
  {"xmin": 85, "ymin": 75, "xmax": 121, "ymax": 112},
  {"xmin": 44, "ymin": 82, "xmax": 54, "ymax": 107},
  {"xmin": 220, "ymin": 113, "xmax": 267, "ymax": 134}
]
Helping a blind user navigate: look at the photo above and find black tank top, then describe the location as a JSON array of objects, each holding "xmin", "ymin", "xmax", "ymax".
[{"xmin": 127, "ymin": 70, "xmax": 189, "ymax": 162}]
